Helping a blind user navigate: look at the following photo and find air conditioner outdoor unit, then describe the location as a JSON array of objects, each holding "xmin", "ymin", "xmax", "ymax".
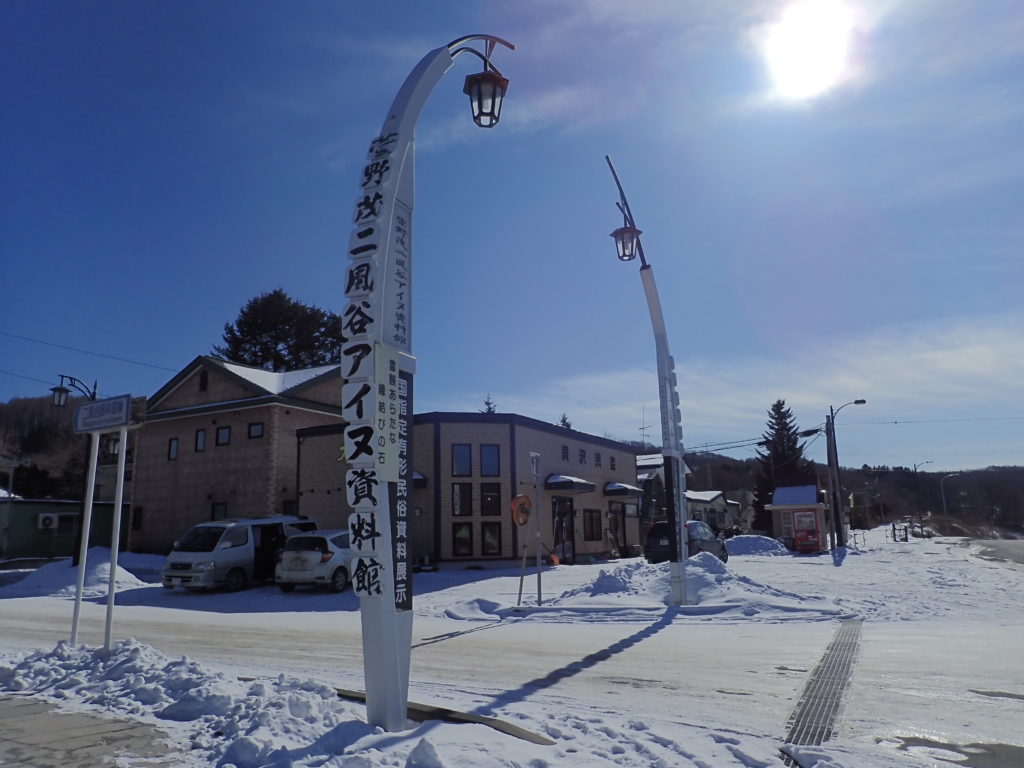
[{"xmin": 37, "ymin": 512, "xmax": 59, "ymax": 531}]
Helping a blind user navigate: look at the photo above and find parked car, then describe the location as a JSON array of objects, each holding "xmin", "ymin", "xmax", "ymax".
[
  {"xmin": 161, "ymin": 516, "xmax": 318, "ymax": 592},
  {"xmin": 275, "ymin": 530, "xmax": 353, "ymax": 593},
  {"xmin": 643, "ymin": 520, "xmax": 729, "ymax": 564}
]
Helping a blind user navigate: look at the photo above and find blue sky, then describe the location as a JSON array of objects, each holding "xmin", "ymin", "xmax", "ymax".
[{"xmin": 2, "ymin": 0, "xmax": 1021, "ymax": 473}]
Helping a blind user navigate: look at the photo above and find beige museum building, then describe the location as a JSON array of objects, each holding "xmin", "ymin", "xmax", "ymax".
[{"xmin": 297, "ymin": 412, "xmax": 644, "ymax": 565}]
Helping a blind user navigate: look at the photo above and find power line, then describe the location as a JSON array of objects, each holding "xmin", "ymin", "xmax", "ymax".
[
  {"xmin": 851, "ymin": 416, "xmax": 1024, "ymax": 426},
  {"xmin": 0, "ymin": 331, "xmax": 177, "ymax": 372},
  {"xmin": 0, "ymin": 369, "xmax": 56, "ymax": 387},
  {"xmin": 886, "ymin": 417, "xmax": 1024, "ymax": 424}
]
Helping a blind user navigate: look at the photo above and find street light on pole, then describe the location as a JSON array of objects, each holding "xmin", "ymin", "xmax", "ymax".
[
  {"xmin": 51, "ymin": 374, "xmax": 97, "ymax": 566},
  {"xmin": 339, "ymin": 35, "xmax": 513, "ymax": 732},
  {"xmin": 825, "ymin": 399, "xmax": 865, "ymax": 548},
  {"xmin": 913, "ymin": 460, "xmax": 933, "ymax": 535},
  {"xmin": 605, "ymin": 155, "xmax": 689, "ymax": 606},
  {"xmin": 940, "ymin": 473, "xmax": 960, "ymax": 518}
]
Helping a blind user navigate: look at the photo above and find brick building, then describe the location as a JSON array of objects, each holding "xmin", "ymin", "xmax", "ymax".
[{"xmin": 129, "ymin": 356, "xmax": 340, "ymax": 552}]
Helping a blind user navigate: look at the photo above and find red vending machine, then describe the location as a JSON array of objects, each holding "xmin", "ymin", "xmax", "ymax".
[{"xmin": 792, "ymin": 509, "xmax": 822, "ymax": 552}]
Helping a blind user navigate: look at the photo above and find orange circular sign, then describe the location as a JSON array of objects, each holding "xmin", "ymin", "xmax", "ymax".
[{"xmin": 510, "ymin": 494, "xmax": 532, "ymax": 526}]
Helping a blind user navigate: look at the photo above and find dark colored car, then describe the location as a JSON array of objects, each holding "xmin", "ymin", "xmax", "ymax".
[{"xmin": 644, "ymin": 520, "xmax": 729, "ymax": 564}]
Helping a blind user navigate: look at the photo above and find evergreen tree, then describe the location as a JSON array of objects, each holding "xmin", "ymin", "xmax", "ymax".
[
  {"xmin": 213, "ymin": 289, "xmax": 342, "ymax": 371},
  {"xmin": 480, "ymin": 394, "xmax": 497, "ymax": 414},
  {"xmin": 558, "ymin": 413, "xmax": 572, "ymax": 429},
  {"xmin": 752, "ymin": 399, "xmax": 813, "ymax": 534}
]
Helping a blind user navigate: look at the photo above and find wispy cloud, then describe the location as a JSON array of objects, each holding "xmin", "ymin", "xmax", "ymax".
[{"xmin": 421, "ymin": 312, "xmax": 1024, "ymax": 460}]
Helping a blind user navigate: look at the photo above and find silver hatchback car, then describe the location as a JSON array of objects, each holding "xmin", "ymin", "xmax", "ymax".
[{"xmin": 274, "ymin": 530, "xmax": 353, "ymax": 593}]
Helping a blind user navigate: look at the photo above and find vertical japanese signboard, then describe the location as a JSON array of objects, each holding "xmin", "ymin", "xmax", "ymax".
[{"xmin": 343, "ymin": 129, "xmax": 414, "ymax": 614}]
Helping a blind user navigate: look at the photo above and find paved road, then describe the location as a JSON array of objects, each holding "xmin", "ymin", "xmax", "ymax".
[{"xmin": 970, "ymin": 538, "xmax": 1024, "ymax": 565}]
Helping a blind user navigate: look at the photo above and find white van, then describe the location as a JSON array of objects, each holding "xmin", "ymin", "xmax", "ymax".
[{"xmin": 161, "ymin": 516, "xmax": 318, "ymax": 592}]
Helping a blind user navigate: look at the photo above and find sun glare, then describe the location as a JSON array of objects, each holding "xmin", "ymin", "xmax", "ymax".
[{"xmin": 764, "ymin": 0, "xmax": 854, "ymax": 101}]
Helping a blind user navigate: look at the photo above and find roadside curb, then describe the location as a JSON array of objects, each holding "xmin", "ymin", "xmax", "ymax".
[{"xmin": 236, "ymin": 677, "xmax": 556, "ymax": 746}]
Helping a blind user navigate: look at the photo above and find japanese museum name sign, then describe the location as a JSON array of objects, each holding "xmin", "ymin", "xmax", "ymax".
[{"xmin": 342, "ymin": 130, "xmax": 414, "ymax": 613}]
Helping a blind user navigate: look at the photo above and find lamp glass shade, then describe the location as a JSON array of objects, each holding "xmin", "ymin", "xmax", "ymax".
[
  {"xmin": 50, "ymin": 384, "xmax": 70, "ymax": 407},
  {"xmin": 610, "ymin": 225, "xmax": 642, "ymax": 261},
  {"xmin": 463, "ymin": 70, "xmax": 508, "ymax": 128}
]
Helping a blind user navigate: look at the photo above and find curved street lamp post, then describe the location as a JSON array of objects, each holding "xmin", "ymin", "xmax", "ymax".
[
  {"xmin": 605, "ymin": 156, "xmax": 689, "ymax": 606},
  {"xmin": 51, "ymin": 374, "xmax": 97, "ymax": 567},
  {"xmin": 940, "ymin": 473, "xmax": 960, "ymax": 518},
  {"xmin": 825, "ymin": 399, "xmax": 865, "ymax": 548},
  {"xmin": 340, "ymin": 36, "xmax": 513, "ymax": 731}
]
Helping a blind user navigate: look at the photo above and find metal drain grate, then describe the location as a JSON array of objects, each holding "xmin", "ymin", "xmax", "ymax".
[{"xmin": 783, "ymin": 618, "xmax": 863, "ymax": 755}]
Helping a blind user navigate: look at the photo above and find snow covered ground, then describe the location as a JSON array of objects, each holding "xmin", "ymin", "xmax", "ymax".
[{"xmin": 1, "ymin": 527, "xmax": 1022, "ymax": 768}]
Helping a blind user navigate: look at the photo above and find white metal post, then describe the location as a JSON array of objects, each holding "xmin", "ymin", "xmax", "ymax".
[
  {"xmin": 530, "ymin": 451, "xmax": 542, "ymax": 605},
  {"xmin": 104, "ymin": 426, "xmax": 129, "ymax": 651},
  {"xmin": 70, "ymin": 432, "xmax": 100, "ymax": 645}
]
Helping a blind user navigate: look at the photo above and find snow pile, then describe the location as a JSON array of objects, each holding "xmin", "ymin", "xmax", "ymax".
[
  {"xmin": 0, "ymin": 638, "xmax": 554, "ymax": 768},
  {"xmin": 1, "ymin": 547, "xmax": 149, "ymax": 598},
  {"xmin": 727, "ymin": 535, "xmax": 790, "ymax": 556},
  {"xmin": 436, "ymin": 555, "xmax": 844, "ymax": 623}
]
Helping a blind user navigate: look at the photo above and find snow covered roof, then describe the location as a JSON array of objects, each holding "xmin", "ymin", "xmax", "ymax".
[
  {"xmin": 1, "ymin": 487, "xmax": 20, "ymax": 500},
  {"xmin": 771, "ymin": 485, "xmax": 819, "ymax": 505},
  {"xmin": 217, "ymin": 361, "xmax": 338, "ymax": 395},
  {"xmin": 685, "ymin": 490, "xmax": 723, "ymax": 503},
  {"xmin": 636, "ymin": 454, "xmax": 692, "ymax": 475},
  {"xmin": 636, "ymin": 454, "xmax": 664, "ymax": 469}
]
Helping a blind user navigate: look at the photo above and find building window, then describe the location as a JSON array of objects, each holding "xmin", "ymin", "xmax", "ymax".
[
  {"xmin": 561, "ymin": 445, "xmax": 569, "ymax": 461},
  {"xmin": 480, "ymin": 444, "xmax": 500, "ymax": 476},
  {"xmin": 482, "ymin": 522, "xmax": 501, "ymax": 556},
  {"xmin": 452, "ymin": 444, "xmax": 471, "ymax": 476},
  {"xmin": 609, "ymin": 456, "xmax": 616, "ymax": 471},
  {"xmin": 195, "ymin": 429, "xmax": 206, "ymax": 452},
  {"xmin": 452, "ymin": 522, "xmax": 473, "ymax": 556},
  {"xmin": 578, "ymin": 449, "xmax": 587, "ymax": 465},
  {"xmin": 481, "ymin": 483, "xmax": 501, "ymax": 516},
  {"xmin": 131, "ymin": 507, "xmax": 143, "ymax": 531},
  {"xmin": 211, "ymin": 503, "xmax": 227, "ymax": 520},
  {"xmin": 199, "ymin": 370, "xmax": 208, "ymax": 392},
  {"xmin": 452, "ymin": 483, "xmax": 473, "ymax": 516},
  {"xmin": 167, "ymin": 438, "xmax": 178, "ymax": 460},
  {"xmin": 595, "ymin": 452, "xmax": 602, "ymax": 468},
  {"xmin": 216, "ymin": 426, "xmax": 231, "ymax": 446},
  {"xmin": 583, "ymin": 509, "xmax": 602, "ymax": 541},
  {"xmin": 248, "ymin": 422, "xmax": 264, "ymax": 439}
]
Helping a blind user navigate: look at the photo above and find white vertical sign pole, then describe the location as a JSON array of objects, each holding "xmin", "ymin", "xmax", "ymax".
[
  {"xmin": 70, "ymin": 431, "xmax": 101, "ymax": 645},
  {"xmin": 103, "ymin": 426, "xmax": 129, "ymax": 651}
]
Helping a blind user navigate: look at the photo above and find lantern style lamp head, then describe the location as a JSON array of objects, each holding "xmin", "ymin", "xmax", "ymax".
[
  {"xmin": 610, "ymin": 224, "xmax": 642, "ymax": 262},
  {"xmin": 50, "ymin": 384, "xmax": 71, "ymax": 407},
  {"xmin": 463, "ymin": 69, "xmax": 509, "ymax": 128}
]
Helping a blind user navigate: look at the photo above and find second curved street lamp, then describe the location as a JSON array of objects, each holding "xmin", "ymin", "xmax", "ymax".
[{"xmin": 605, "ymin": 156, "xmax": 689, "ymax": 606}]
